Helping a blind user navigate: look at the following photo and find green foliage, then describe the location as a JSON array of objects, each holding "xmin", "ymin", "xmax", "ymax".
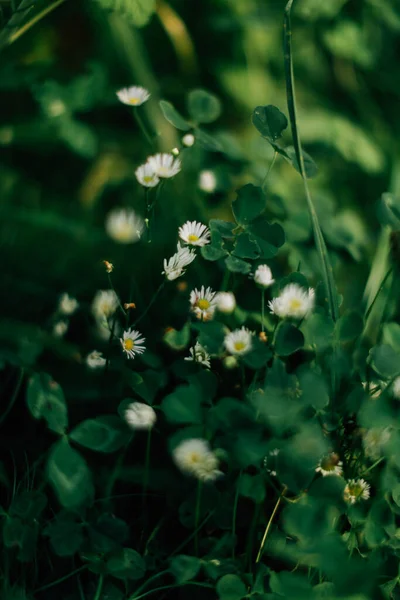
[
  {"xmin": 106, "ymin": 548, "xmax": 146, "ymax": 580},
  {"xmin": 170, "ymin": 555, "xmax": 202, "ymax": 583},
  {"xmin": 26, "ymin": 373, "xmax": 68, "ymax": 434},
  {"xmin": 274, "ymin": 322, "xmax": 305, "ymax": 356},
  {"xmin": 93, "ymin": 0, "xmax": 156, "ymax": 27},
  {"xmin": 188, "ymin": 89, "xmax": 222, "ymax": 124},
  {"xmin": 216, "ymin": 574, "xmax": 247, "ymax": 600},
  {"xmin": 70, "ymin": 416, "xmax": 129, "ymax": 452}
]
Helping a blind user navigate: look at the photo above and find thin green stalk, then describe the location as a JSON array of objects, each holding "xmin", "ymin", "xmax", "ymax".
[
  {"xmin": 195, "ymin": 480, "xmax": 202, "ymax": 556},
  {"xmin": 131, "ymin": 570, "xmax": 170, "ymax": 600},
  {"xmin": 143, "ymin": 428, "xmax": 152, "ymax": 501},
  {"xmin": 0, "ymin": 367, "xmax": 24, "ymax": 427},
  {"xmin": 133, "ymin": 281, "xmax": 165, "ymax": 327},
  {"xmin": 170, "ymin": 511, "xmax": 213, "ymax": 556},
  {"xmin": 262, "ymin": 150, "xmax": 278, "ymax": 190},
  {"xmin": 283, "ymin": 0, "xmax": 339, "ymax": 323},
  {"xmin": 359, "ymin": 457, "xmax": 384, "ymax": 477},
  {"xmin": 232, "ymin": 473, "xmax": 241, "ymax": 559},
  {"xmin": 103, "ymin": 435, "xmax": 133, "ymax": 505},
  {"xmin": 107, "ymin": 273, "xmax": 127, "ymax": 317},
  {"xmin": 93, "ymin": 575, "xmax": 104, "ymax": 600},
  {"xmin": 129, "ymin": 581, "xmax": 214, "ymax": 600},
  {"xmin": 261, "ymin": 289, "xmax": 265, "ymax": 333},
  {"xmin": 134, "ymin": 107, "xmax": 153, "ymax": 147},
  {"xmin": 34, "ymin": 565, "xmax": 87, "ymax": 593},
  {"xmin": 365, "ymin": 267, "xmax": 393, "ymax": 321},
  {"xmin": 255, "ymin": 486, "xmax": 287, "ymax": 564}
]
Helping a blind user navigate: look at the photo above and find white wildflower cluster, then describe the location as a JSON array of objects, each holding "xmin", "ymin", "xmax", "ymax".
[
  {"xmin": 124, "ymin": 402, "xmax": 156, "ymax": 430},
  {"xmin": 52, "ymin": 292, "xmax": 79, "ymax": 339},
  {"xmin": 269, "ymin": 283, "xmax": 315, "ymax": 320},
  {"xmin": 185, "ymin": 342, "xmax": 211, "ymax": 369},
  {"xmin": 173, "ymin": 438, "xmax": 222, "ymax": 482},
  {"xmin": 343, "ymin": 479, "xmax": 370, "ymax": 504},
  {"xmin": 136, "ymin": 153, "xmax": 181, "ymax": 188},
  {"xmin": 315, "ymin": 452, "xmax": 343, "ymax": 477},
  {"xmin": 162, "ymin": 220, "xmax": 210, "ymax": 282}
]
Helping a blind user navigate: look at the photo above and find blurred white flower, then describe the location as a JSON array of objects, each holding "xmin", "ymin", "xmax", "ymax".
[
  {"xmin": 182, "ymin": 133, "xmax": 195, "ymax": 147},
  {"xmin": 53, "ymin": 320, "xmax": 68, "ymax": 338},
  {"xmin": 215, "ymin": 291, "xmax": 236, "ymax": 314},
  {"xmin": 172, "ymin": 438, "xmax": 222, "ymax": 482},
  {"xmin": 92, "ymin": 290, "xmax": 119, "ymax": 321},
  {"xmin": 105, "ymin": 208, "xmax": 145, "ymax": 244},
  {"xmin": 135, "ymin": 162, "xmax": 160, "ymax": 188},
  {"xmin": 190, "ymin": 286, "xmax": 217, "ymax": 321},
  {"xmin": 392, "ymin": 377, "xmax": 400, "ymax": 399},
  {"xmin": 125, "ymin": 402, "xmax": 156, "ymax": 430},
  {"xmin": 315, "ymin": 452, "xmax": 343, "ymax": 477},
  {"xmin": 116, "ymin": 86, "xmax": 150, "ymax": 106},
  {"xmin": 198, "ymin": 170, "xmax": 217, "ymax": 193},
  {"xmin": 363, "ymin": 427, "xmax": 391, "ymax": 460},
  {"xmin": 86, "ymin": 350, "xmax": 106, "ymax": 369},
  {"xmin": 120, "ymin": 328, "xmax": 146, "ymax": 359},
  {"xmin": 224, "ymin": 327, "xmax": 253, "ymax": 356},
  {"xmin": 185, "ymin": 342, "xmax": 211, "ymax": 368},
  {"xmin": 58, "ymin": 293, "xmax": 78, "ymax": 316},
  {"xmin": 254, "ymin": 265, "xmax": 275, "ymax": 289},
  {"xmin": 178, "ymin": 221, "xmax": 210, "ymax": 247},
  {"xmin": 343, "ymin": 479, "xmax": 370, "ymax": 504},
  {"xmin": 163, "ymin": 243, "xmax": 196, "ymax": 281},
  {"xmin": 223, "ymin": 356, "xmax": 238, "ymax": 369},
  {"xmin": 147, "ymin": 153, "xmax": 181, "ymax": 178},
  {"xmin": 269, "ymin": 283, "xmax": 314, "ymax": 319}
]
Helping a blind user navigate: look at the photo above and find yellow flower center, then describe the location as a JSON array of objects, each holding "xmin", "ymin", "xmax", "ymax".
[
  {"xmin": 234, "ymin": 341, "xmax": 246, "ymax": 352},
  {"xmin": 197, "ymin": 299, "xmax": 210, "ymax": 310},
  {"xmin": 143, "ymin": 175, "xmax": 154, "ymax": 183},
  {"xmin": 124, "ymin": 339, "xmax": 135, "ymax": 351},
  {"xmin": 188, "ymin": 452, "xmax": 200, "ymax": 464},
  {"xmin": 129, "ymin": 98, "xmax": 140, "ymax": 105},
  {"xmin": 188, "ymin": 234, "xmax": 199, "ymax": 242},
  {"xmin": 289, "ymin": 298, "xmax": 302, "ymax": 311}
]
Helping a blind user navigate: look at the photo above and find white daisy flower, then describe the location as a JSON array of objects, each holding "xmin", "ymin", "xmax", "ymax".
[
  {"xmin": 172, "ymin": 438, "xmax": 222, "ymax": 482},
  {"xmin": 215, "ymin": 292, "xmax": 236, "ymax": 314},
  {"xmin": 362, "ymin": 428, "xmax": 391, "ymax": 460},
  {"xmin": 124, "ymin": 402, "xmax": 156, "ymax": 430},
  {"xmin": 199, "ymin": 170, "xmax": 217, "ymax": 193},
  {"xmin": 162, "ymin": 243, "xmax": 196, "ymax": 281},
  {"xmin": 269, "ymin": 283, "xmax": 315, "ymax": 319},
  {"xmin": 315, "ymin": 452, "xmax": 343, "ymax": 477},
  {"xmin": 254, "ymin": 265, "xmax": 275, "ymax": 289},
  {"xmin": 105, "ymin": 208, "xmax": 145, "ymax": 244},
  {"xmin": 86, "ymin": 350, "xmax": 106, "ymax": 369},
  {"xmin": 135, "ymin": 162, "xmax": 160, "ymax": 188},
  {"xmin": 92, "ymin": 290, "xmax": 119, "ymax": 321},
  {"xmin": 120, "ymin": 328, "xmax": 146, "ymax": 359},
  {"xmin": 116, "ymin": 86, "xmax": 150, "ymax": 106},
  {"xmin": 58, "ymin": 293, "xmax": 78, "ymax": 316},
  {"xmin": 147, "ymin": 153, "xmax": 181, "ymax": 178},
  {"xmin": 224, "ymin": 327, "xmax": 253, "ymax": 356},
  {"xmin": 184, "ymin": 342, "xmax": 211, "ymax": 369},
  {"xmin": 53, "ymin": 320, "xmax": 68, "ymax": 338},
  {"xmin": 190, "ymin": 286, "xmax": 217, "ymax": 321},
  {"xmin": 343, "ymin": 479, "xmax": 370, "ymax": 504},
  {"xmin": 178, "ymin": 221, "xmax": 210, "ymax": 247},
  {"xmin": 392, "ymin": 377, "xmax": 400, "ymax": 399},
  {"xmin": 182, "ymin": 133, "xmax": 195, "ymax": 147}
]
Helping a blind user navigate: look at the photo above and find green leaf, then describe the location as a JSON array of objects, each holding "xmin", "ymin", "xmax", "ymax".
[
  {"xmin": 125, "ymin": 368, "xmax": 166, "ymax": 403},
  {"xmin": 93, "ymin": 0, "xmax": 156, "ymax": 27},
  {"xmin": 275, "ymin": 322, "xmax": 304, "ymax": 356},
  {"xmin": 247, "ymin": 216, "xmax": 285, "ymax": 259},
  {"xmin": 369, "ymin": 344, "xmax": 400, "ymax": 378},
  {"xmin": 26, "ymin": 373, "xmax": 68, "ymax": 434},
  {"xmin": 161, "ymin": 384, "xmax": 203, "ymax": 424},
  {"xmin": 47, "ymin": 438, "xmax": 94, "ymax": 509},
  {"xmin": 170, "ymin": 555, "xmax": 201, "ymax": 583},
  {"xmin": 106, "ymin": 548, "xmax": 146, "ymax": 580},
  {"xmin": 10, "ymin": 491, "xmax": 47, "ymax": 520},
  {"xmin": 188, "ymin": 89, "xmax": 221, "ymax": 123},
  {"xmin": 88, "ymin": 514, "xmax": 129, "ymax": 553},
  {"xmin": 194, "ymin": 321, "xmax": 226, "ymax": 354},
  {"xmin": 163, "ymin": 322, "xmax": 191, "ymax": 350},
  {"xmin": 194, "ymin": 128, "xmax": 223, "ymax": 152},
  {"xmin": 252, "ymin": 105, "xmax": 288, "ymax": 142},
  {"xmin": 377, "ymin": 193, "xmax": 400, "ymax": 229},
  {"xmin": 232, "ymin": 184, "xmax": 266, "ymax": 227},
  {"xmin": 335, "ymin": 311, "xmax": 364, "ymax": 342},
  {"xmin": 69, "ymin": 416, "xmax": 128, "ymax": 453},
  {"xmin": 283, "ymin": 145, "xmax": 318, "ymax": 178},
  {"xmin": 225, "ymin": 255, "xmax": 251, "ymax": 274},
  {"xmin": 2, "ymin": 517, "xmax": 38, "ymax": 562},
  {"xmin": 297, "ymin": 367, "xmax": 329, "ymax": 410},
  {"xmin": 201, "ymin": 243, "xmax": 228, "ymax": 261},
  {"xmin": 216, "ymin": 574, "xmax": 247, "ymax": 600},
  {"xmin": 238, "ymin": 473, "xmax": 266, "ymax": 503},
  {"xmin": 159, "ymin": 100, "xmax": 190, "ymax": 131},
  {"xmin": 44, "ymin": 513, "xmax": 84, "ymax": 556},
  {"xmin": 302, "ymin": 312, "xmax": 334, "ymax": 351},
  {"xmin": 242, "ymin": 338, "xmax": 272, "ymax": 369},
  {"xmin": 382, "ymin": 322, "xmax": 400, "ymax": 353},
  {"xmin": 233, "ymin": 232, "xmax": 261, "ymax": 259}
]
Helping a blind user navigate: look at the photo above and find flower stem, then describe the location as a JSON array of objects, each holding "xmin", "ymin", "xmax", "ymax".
[
  {"xmin": 34, "ymin": 565, "xmax": 87, "ymax": 593},
  {"xmin": 133, "ymin": 281, "xmax": 165, "ymax": 327},
  {"xmin": 232, "ymin": 472, "xmax": 241, "ymax": 558},
  {"xmin": 0, "ymin": 367, "xmax": 24, "ymax": 428},
  {"xmin": 359, "ymin": 457, "xmax": 384, "ymax": 477},
  {"xmin": 261, "ymin": 289, "xmax": 265, "ymax": 333},
  {"xmin": 255, "ymin": 486, "xmax": 287, "ymax": 564},
  {"xmin": 194, "ymin": 480, "xmax": 203, "ymax": 556},
  {"xmin": 262, "ymin": 150, "xmax": 278, "ymax": 190},
  {"xmin": 93, "ymin": 575, "xmax": 104, "ymax": 600},
  {"xmin": 143, "ymin": 428, "xmax": 152, "ymax": 501},
  {"xmin": 134, "ymin": 107, "xmax": 153, "ymax": 147}
]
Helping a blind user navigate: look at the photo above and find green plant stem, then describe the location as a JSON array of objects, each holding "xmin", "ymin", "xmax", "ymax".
[
  {"xmin": 107, "ymin": 273, "xmax": 127, "ymax": 317},
  {"xmin": 359, "ymin": 457, "xmax": 384, "ymax": 477},
  {"xmin": 94, "ymin": 575, "xmax": 104, "ymax": 600},
  {"xmin": 0, "ymin": 367, "xmax": 24, "ymax": 427},
  {"xmin": 221, "ymin": 267, "xmax": 231, "ymax": 291},
  {"xmin": 232, "ymin": 473, "xmax": 241, "ymax": 559},
  {"xmin": 143, "ymin": 428, "xmax": 152, "ymax": 501},
  {"xmin": 131, "ymin": 570, "xmax": 170, "ymax": 600},
  {"xmin": 170, "ymin": 511, "xmax": 213, "ymax": 556},
  {"xmin": 195, "ymin": 480, "xmax": 203, "ymax": 556},
  {"xmin": 103, "ymin": 435, "xmax": 133, "ymax": 505},
  {"xmin": 365, "ymin": 267, "xmax": 393, "ymax": 322},
  {"xmin": 134, "ymin": 107, "xmax": 153, "ymax": 147},
  {"xmin": 261, "ymin": 289, "xmax": 265, "ymax": 332},
  {"xmin": 105, "ymin": 313, "xmax": 118, "ymax": 373},
  {"xmin": 255, "ymin": 486, "xmax": 287, "ymax": 564},
  {"xmin": 130, "ymin": 581, "xmax": 214, "ymax": 600},
  {"xmin": 133, "ymin": 281, "xmax": 165, "ymax": 327},
  {"xmin": 262, "ymin": 150, "xmax": 278, "ymax": 189},
  {"xmin": 283, "ymin": 0, "xmax": 339, "ymax": 323},
  {"xmin": 35, "ymin": 565, "xmax": 87, "ymax": 593}
]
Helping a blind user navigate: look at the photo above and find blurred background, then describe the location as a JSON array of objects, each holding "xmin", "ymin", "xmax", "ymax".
[{"xmin": 0, "ymin": 0, "xmax": 399, "ymax": 370}]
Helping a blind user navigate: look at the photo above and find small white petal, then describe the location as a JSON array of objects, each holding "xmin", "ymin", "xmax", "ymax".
[
  {"xmin": 178, "ymin": 221, "xmax": 210, "ymax": 247},
  {"xmin": 92, "ymin": 290, "xmax": 119, "ymax": 321},
  {"xmin": 172, "ymin": 438, "xmax": 222, "ymax": 482},
  {"xmin": 58, "ymin": 293, "xmax": 79, "ymax": 316},
  {"xmin": 105, "ymin": 208, "xmax": 145, "ymax": 244},
  {"xmin": 215, "ymin": 292, "xmax": 236, "ymax": 314},
  {"xmin": 162, "ymin": 243, "xmax": 196, "ymax": 281},
  {"xmin": 253, "ymin": 265, "xmax": 275, "ymax": 289},
  {"xmin": 147, "ymin": 153, "xmax": 181, "ymax": 178},
  {"xmin": 116, "ymin": 86, "xmax": 150, "ymax": 106},
  {"xmin": 224, "ymin": 327, "xmax": 253, "ymax": 356},
  {"xmin": 269, "ymin": 283, "xmax": 314, "ymax": 319},
  {"xmin": 135, "ymin": 163, "xmax": 160, "ymax": 188},
  {"xmin": 86, "ymin": 350, "xmax": 106, "ymax": 369},
  {"xmin": 125, "ymin": 402, "xmax": 156, "ymax": 429},
  {"xmin": 199, "ymin": 170, "xmax": 217, "ymax": 193}
]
